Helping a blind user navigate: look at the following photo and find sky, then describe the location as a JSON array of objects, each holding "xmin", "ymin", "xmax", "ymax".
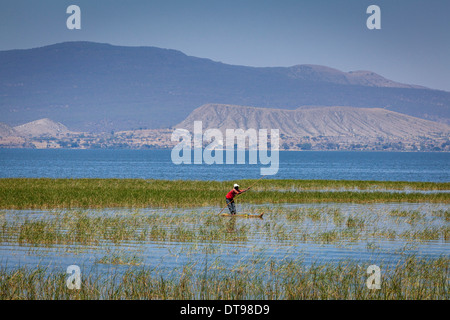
[{"xmin": 1, "ymin": 0, "xmax": 449, "ymax": 91}]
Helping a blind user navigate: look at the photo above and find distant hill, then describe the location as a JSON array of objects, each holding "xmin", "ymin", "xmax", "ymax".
[
  {"xmin": 1, "ymin": 106, "xmax": 448, "ymax": 150},
  {"xmin": 13, "ymin": 118, "xmax": 71, "ymax": 137},
  {"xmin": 284, "ymin": 65, "xmax": 426, "ymax": 89},
  {"xmin": 1, "ymin": 42, "xmax": 449, "ymax": 132},
  {"xmin": 0, "ymin": 123, "xmax": 16, "ymax": 137},
  {"xmin": 176, "ymin": 104, "xmax": 450, "ymax": 140}
]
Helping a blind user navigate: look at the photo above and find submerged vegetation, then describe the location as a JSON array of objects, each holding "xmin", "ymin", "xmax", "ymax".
[
  {"xmin": 0, "ymin": 178, "xmax": 448, "ymax": 300},
  {"xmin": 0, "ymin": 203, "xmax": 448, "ymax": 300},
  {"xmin": 0, "ymin": 256, "xmax": 448, "ymax": 300},
  {"xmin": 1, "ymin": 205, "xmax": 448, "ymax": 246},
  {"xmin": 2, "ymin": 210, "xmax": 250, "ymax": 245},
  {"xmin": 0, "ymin": 178, "xmax": 448, "ymax": 209}
]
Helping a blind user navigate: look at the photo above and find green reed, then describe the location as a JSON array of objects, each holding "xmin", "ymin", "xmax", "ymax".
[
  {"xmin": 1, "ymin": 203, "xmax": 448, "ymax": 247},
  {"xmin": 1, "ymin": 209, "xmax": 250, "ymax": 245},
  {"xmin": 96, "ymin": 253, "xmax": 144, "ymax": 266},
  {"xmin": 1, "ymin": 178, "xmax": 448, "ymax": 209},
  {"xmin": 1, "ymin": 256, "xmax": 448, "ymax": 300},
  {"xmin": 1, "ymin": 202, "xmax": 448, "ymax": 300}
]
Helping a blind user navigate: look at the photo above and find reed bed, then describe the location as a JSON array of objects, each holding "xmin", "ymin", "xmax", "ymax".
[
  {"xmin": 1, "ymin": 209, "xmax": 250, "ymax": 245},
  {"xmin": 96, "ymin": 252, "xmax": 144, "ymax": 266},
  {"xmin": 0, "ymin": 255, "xmax": 448, "ymax": 300},
  {"xmin": 1, "ymin": 204, "xmax": 448, "ymax": 246},
  {"xmin": 431, "ymin": 209, "xmax": 450, "ymax": 221},
  {"xmin": 0, "ymin": 179, "xmax": 448, "ymax": 209},
  {"xmin": 1, "ymin": 201, "xmax": 447, "ymax": 300}
]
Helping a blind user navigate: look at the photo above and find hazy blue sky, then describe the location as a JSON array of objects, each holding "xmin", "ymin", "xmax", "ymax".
[{"xmin": 1, "ymin": 0, "xmax": 449, "ymax": 91}]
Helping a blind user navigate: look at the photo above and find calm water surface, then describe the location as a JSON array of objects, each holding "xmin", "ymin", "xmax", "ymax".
[
  {"xmin": 0, "ymin": 149, "xmax": 449, "ymax": 182},
  {"xmin": 1, "ymin": 203, "xmax": 448, "ymax": 275},
  {"xmin": 0, "ymin": 149, "xmax": 448, "ymax": 281}
]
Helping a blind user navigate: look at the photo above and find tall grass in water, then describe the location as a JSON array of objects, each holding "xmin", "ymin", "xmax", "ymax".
[
  {"xmin": 2, "ymin": 209, "xmax": 250, "ymax": 245},
  {"xmin": 2, "ymin": 204, "xmax": 448, "ymax": 245},
  {"xmin": 1, "ymin": 178, "xmax": 448, "ymax": 209},
  {"xmin": 1, "ymin": 256, "xmax": 448, "ymax": 300}
]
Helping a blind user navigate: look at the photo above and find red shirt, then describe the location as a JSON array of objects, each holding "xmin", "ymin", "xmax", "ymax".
[{"xmin": 226, "ymin": 189, "xmax": 241, "ymax": 200}]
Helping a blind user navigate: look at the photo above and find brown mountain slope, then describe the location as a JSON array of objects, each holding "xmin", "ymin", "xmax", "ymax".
[
  {"xmin": 175, "ymin": 104, "xmax": 450, "ymax": 140},
  {"xmin": 14, "ymin": 118, "xmax": 71, "ymax": 137}
]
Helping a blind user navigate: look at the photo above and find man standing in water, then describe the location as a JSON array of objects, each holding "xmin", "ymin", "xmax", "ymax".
[{"xmin": 225, "ymin": 184, "xmax": 250, "ymax": 215}]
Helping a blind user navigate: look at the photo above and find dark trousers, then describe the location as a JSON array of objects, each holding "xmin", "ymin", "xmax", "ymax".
[{"xmin": 226, "ymin": 198, "xmax": 236, "ymax": 214}]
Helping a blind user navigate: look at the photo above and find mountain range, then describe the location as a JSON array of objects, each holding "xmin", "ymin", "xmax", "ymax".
[
  {"xmin": 1, "ymin": 41, "xmax": 449, "ymax": 132},
  {"xmin": 1, "ymin": 103, "xmax": 448, "ymax": 151},
  {"xmin": 176, "ymin": 104, "xmax": 450, "ymax": 140}
]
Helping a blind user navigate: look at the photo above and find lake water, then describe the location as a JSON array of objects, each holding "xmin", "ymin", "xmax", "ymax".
[
  {"xmin": 0, "ymin": 149, "xmax": 449, "ymax": 182},
  {"xmin": 1, "ymin": 203, "xmax": 448, "ymax": 275},
  {"xmin": 0, "ymin": 149, "xmax": 448, "ymax": 293}
]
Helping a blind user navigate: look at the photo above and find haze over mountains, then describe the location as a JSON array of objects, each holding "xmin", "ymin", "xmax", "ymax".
[{"xmin": 1, "ymin": 41, "xmax": 449, "ymax": 133}]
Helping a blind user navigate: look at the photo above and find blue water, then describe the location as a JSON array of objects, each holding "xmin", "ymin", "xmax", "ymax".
[
  {"xmin": 0, "ymin": 149, "xmax": 449, "ymax": 181},
  {"xmin": 1, "ymin": 203, "xmax": 448, "ymax": 276}
]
